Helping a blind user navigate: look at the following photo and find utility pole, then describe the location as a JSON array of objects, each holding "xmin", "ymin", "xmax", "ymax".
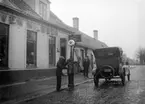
[{"xmin": 68, "ymin": 39, "xmax": 75, "ymax": 89}]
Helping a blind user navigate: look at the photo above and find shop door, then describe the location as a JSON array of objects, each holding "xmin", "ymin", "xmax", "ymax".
[
  {"xmin": 0, "ymin": 23, "xmax": 9, "ymax": 68},
  {"xmin": 60, "ymin": 38, "xmax": 66, "ymax": 59}
]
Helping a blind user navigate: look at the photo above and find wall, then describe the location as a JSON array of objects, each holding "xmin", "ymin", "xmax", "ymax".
[
  {"xmin": 9, "ymin": 20, "xmax": 26, "ymax": 69},
  {"xmin": 56, "ymin": 30, "xmax": 70, "ymax": 63},
  {"xmin": 8, "ymin": 13, "xmax": 50, "ymax": 69},
  {"xmin": 88, "ymin": 49, "xmax": 94, "ymax": 68},
  {"xmin": 37, "ymin": 32, "xmax": 49, "ymax": 68}
]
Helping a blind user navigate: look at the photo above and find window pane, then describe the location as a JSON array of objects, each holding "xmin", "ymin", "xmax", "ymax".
[
  {"xmin": 49, "ymin": 36, "xmax": 56, "ymax": 67},
  {"xmin": 27, "ymin": 30, "xmax": 37, "ymax": 68},
  {"xmin": 39, "ymin": 1, "xmax": 47, "ymax": 19},
  {"xmin": 0, "ymin": 23, "xmax": 9, "ymax": 68},
  {"xmin": 39, "ymin": 2, "xmax": 42, "ymax": 16}
]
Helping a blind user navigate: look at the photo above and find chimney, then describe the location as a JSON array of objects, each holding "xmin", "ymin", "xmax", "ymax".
[
  {"xmin": 73, "ymin": 17, "xmax": 79, "ymax": 30},
  {"xmin": 93, "ymin": 30, "xmax": 98, "ymax": 40}
]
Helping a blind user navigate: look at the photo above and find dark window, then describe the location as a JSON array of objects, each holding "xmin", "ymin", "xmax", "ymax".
[
  {"xmin": 95, "ymin": 49, "xmax": 121, "ymax": 58},
  {"xmin": 27, "ymin": 30, "xmax": 37, "ymax": 68},
  {"xmin": 60, "ymin": 38, "xmax": 66, "ymax": 59},
  {"xmin": 49, "ymin": 36, "xmax": 56, "ymax": 67},
  {"xmin": 0, "ymin": 23, "xmax": 9, "ymax": 68}
]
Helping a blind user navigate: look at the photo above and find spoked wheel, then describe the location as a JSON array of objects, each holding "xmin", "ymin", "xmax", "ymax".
[{"xmin": 94, "ymin": 76, "xmax": 99, "ymax": 87}]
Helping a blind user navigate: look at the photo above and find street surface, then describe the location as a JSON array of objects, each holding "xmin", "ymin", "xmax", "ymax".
[{"xmin": 20, "ymin": 66, "xmax": 145, "ymax": 104}]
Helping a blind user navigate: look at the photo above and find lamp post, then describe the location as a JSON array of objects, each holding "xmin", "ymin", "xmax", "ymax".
[{"xmin": 68, "ymin": 39, "xmax": 75, "ymax": 89}]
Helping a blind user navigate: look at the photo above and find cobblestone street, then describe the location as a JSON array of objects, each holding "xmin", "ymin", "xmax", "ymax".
[{"xmin": 19, "ymin": 66, "xmax": 145, "ymax": 104}]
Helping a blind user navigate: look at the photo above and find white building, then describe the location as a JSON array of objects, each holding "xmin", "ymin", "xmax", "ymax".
[
  {"xmin": 0, "ymin": 0, "xmax": 107, "ymax": 71},
  {"xmin": 0, "ymin": 0, "xmax": 108, "ymax": 100}
]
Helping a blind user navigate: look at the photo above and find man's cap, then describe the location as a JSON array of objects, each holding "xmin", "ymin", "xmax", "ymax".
[{"xmin": 59, "ymin": 56, "xmax": 65, "ymax": 59}]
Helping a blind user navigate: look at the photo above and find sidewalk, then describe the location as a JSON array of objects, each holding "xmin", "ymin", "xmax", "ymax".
[{"xmin": 2, "ymin": 73, "xmax": 93, "ymax": 104}]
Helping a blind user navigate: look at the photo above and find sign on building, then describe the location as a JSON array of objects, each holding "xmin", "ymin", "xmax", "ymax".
[{"xmin": 69, "ymin": 35, "xmax": 82, "ymax": 42}]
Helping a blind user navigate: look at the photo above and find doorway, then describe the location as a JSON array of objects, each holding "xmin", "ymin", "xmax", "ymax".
[
  {"xmin": 0, "ymin": 23, "xmax": 9, "ymax": 68},
  {"xmin": 60, "ymin": 38, "xmax": 66, "ymax": 59}
]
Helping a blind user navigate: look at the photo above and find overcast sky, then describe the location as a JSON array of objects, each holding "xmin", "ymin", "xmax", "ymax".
[{"xmin": 51, "ymin": 0, "xmax": 145, "ymax": 59}]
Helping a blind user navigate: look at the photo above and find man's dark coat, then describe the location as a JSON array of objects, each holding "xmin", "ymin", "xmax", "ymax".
[{"xmin": 56, "ymin": 58, "xmax": 66, "ymax": 76}]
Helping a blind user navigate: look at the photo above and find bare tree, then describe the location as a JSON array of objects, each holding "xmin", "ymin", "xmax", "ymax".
[{"xmin": 136, "ymin": 47, "xmax": 145, "ymax": 64}]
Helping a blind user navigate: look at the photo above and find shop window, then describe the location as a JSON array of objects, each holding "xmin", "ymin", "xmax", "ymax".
[
  {"xmin": 0, "ymin": 23, "xmax": 9, "ymax": 68},
  {"xmin": 27, "ymin": 30, "xmax": 37, "ymax": 68},
  {"xmin": 49, "ymin": 36, "xmax": 56, "ymax": 67}
]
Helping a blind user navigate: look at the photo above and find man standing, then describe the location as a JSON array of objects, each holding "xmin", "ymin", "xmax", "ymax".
[
  {"xmin": 56, "ymin": 56, "xmax": 66, "ymax": 91},
  {"xmin": 83, "ymin": 56, "xmax": 90, "ymax": 78},
  {"xmin": 66, "ymin": 58, "xmax": 74, "ymax": 89}
]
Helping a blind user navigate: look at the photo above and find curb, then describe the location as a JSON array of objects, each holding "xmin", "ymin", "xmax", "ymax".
[{"xmin": 2, "ymin": 78, "xmax": 93, "ymax": 104}]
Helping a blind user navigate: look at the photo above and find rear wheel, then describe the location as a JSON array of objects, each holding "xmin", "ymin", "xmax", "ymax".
[{"xmin": 94, "ymin": 76, "xmax": 99, "ymax": 87}]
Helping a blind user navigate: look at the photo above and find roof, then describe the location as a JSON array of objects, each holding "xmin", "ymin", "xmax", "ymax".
[
  {"xmin": 0, "ymin": 0, "xmax": 73, "ymax": 33},
  {"xmin": 48, "ymin": 14, "xmax": 108, "ymax": 49},
  {"xmin": 94, "ymin": 47, "xmax": 122, "ymax": 51},
  {"xmin": 0, "ymin": 0, "xmax": 108, "ymax": 49},
  {"xmin": 0, "ymin": 0, "xmax": 42, "ymax": 19}
]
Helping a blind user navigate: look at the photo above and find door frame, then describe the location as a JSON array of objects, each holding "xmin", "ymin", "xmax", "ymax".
[{"xmin": 0, "ymin": 22, "xmax": 9, "ymax": 68}]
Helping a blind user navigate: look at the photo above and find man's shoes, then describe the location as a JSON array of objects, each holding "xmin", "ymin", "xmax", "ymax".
[
  {"xmin": 56, "ymin": 88, "xmax": 64, "ymax": 92},
  {"xmin": 56, "ymin": 89, "xmax": 60, "ymax": 92}
]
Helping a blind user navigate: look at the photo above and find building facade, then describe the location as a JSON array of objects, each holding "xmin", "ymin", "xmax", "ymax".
[
  {"xmin": 0, "ymin": 0, "xmax": 73, "ymax": 70},
  {"xmin": 0, "ymin": 0, "xmax": 108, "ymax": 100},
  {"xmin": 0, "ymin": 0, "xmax": 107, "ymax": 71}
]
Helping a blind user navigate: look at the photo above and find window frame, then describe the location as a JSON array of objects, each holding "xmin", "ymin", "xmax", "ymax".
[
  {"xmin": 26, "ymin": 30, "xmax": 37, "ymax": 68},
  {"xmin": 49, "ymin": 36, "xmax": 56, "ymax": 67},
  {"xmin": 39, "ymin": 1, "xmax": 47, "ymax": 20}
]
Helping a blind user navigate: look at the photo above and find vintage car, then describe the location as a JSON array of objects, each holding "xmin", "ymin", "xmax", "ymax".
[{"xmin": 92, "ymin": 47, "xmax": 130, "ymax": 87}]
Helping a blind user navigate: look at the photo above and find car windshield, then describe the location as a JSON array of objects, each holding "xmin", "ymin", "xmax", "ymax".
[
  {"xmin": 97, "ymin": 52, "xmax": 115, "ymax": 57},
  {"xmin": 94, "ymin": 48, "xmax": 121, "ymax": 58}
]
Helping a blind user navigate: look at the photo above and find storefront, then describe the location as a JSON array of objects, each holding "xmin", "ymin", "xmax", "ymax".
[{"xmin": 0, "ymin": 23, "xmax": 9, "ymax": 69}]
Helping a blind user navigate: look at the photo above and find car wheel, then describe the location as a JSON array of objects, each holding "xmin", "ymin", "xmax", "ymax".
[{"xmin": 94, "ymin": 76, "xmax": 99, "ymax": 87}]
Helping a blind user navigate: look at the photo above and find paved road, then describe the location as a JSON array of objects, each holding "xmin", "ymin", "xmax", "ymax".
[{"xmin": 20, "ymin": 66, "xmax": 145, "ymax": 104}]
